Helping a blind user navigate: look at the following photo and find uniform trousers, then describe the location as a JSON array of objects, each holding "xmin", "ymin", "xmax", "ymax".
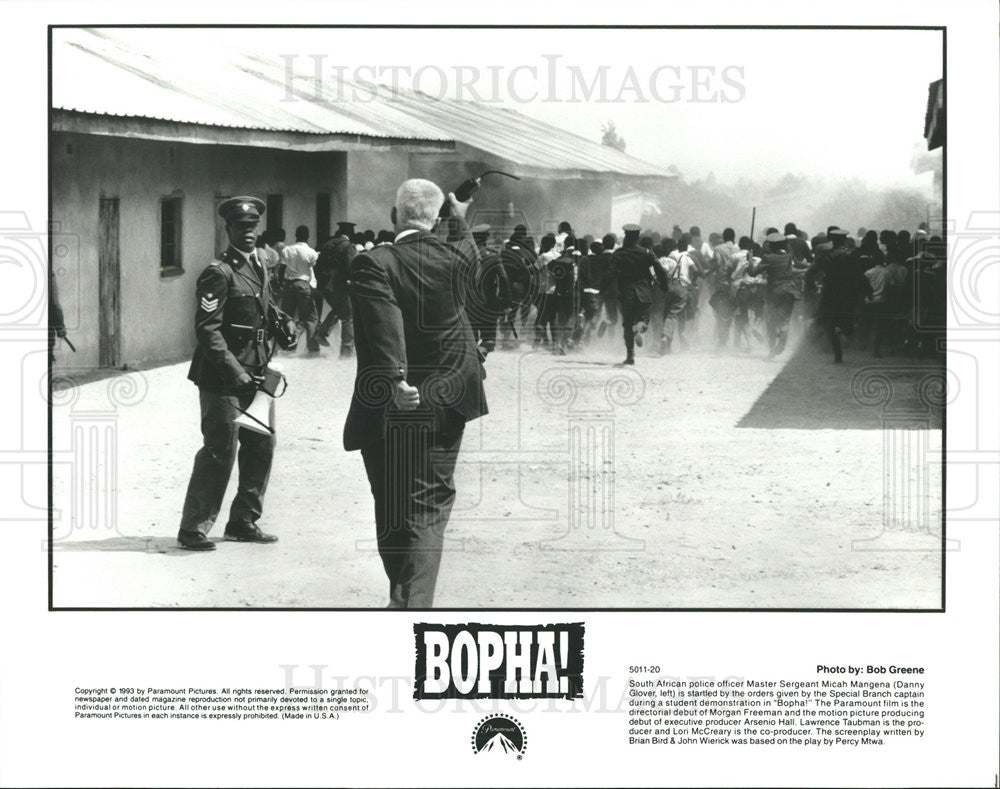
[
  {"xmin": 765, "ymin": 292, "xmax": 797, "ymax": 355},
  {"xmin": 619, "ymin": 294, "xmax": 653, "ymax": 357},
  {"xmin": 179, "ymin": 388, "xmax": 275, "ymax": 536}
]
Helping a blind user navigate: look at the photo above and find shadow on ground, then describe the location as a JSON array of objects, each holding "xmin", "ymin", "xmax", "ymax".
[
  {"xmin": 737, "ymin": 339, "xmax": 945, "ymax": 430},
  {"xmin": 50, "ymin": 536, "xmax": 192, "ymax": 554}
]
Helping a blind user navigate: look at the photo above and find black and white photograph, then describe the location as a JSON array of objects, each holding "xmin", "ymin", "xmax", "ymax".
[
  {"xmin": 2, "ymin": 3, "xmax": 998, "ymax": 787},
  {"xmin": 45, "ymin": 24, "xmax": 950, "ymax": 609}
]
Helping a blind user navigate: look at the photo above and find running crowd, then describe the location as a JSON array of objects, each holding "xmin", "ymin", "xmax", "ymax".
[{"xmin": 255, "ymin": 217, "xmax": 947, "ymax": 367}]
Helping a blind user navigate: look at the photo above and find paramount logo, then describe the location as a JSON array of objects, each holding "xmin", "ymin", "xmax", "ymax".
[
  {"xmin": 471, "ymin": 714, "xmax": 527, "ymax": 760},
  {"xmin": 480, "ymin": 732, "xmax": 520, "ymax": 755}
]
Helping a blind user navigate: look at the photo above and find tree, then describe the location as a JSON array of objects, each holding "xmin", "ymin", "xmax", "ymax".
[{"xmin": 601, "ymin": 121, "xmax": 626, "ymax": 152}]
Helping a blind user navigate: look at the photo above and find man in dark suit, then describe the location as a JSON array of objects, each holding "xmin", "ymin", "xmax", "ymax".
[
  {"xmin": 344, "ymin": 179, "xmax": 488, "ymax": 608},
  {"xmin": 177, "ymin": 197, "xmax": 296, "ymax": 551}
]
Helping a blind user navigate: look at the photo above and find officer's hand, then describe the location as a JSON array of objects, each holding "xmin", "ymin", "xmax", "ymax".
[
  {"xmin": 393, "ymin": 380, "xmax": 420, "ymax": 411},
  {"xmin": 55, "ymin": 327, "xmax": 67, "ymax": 339},
  {"xmin": 447, "ymin": 191, "xmax": 473, "ymax": 221},
  {"xmin": 236, "ymin": 372, "xmax": 256, "ymax": 390}
]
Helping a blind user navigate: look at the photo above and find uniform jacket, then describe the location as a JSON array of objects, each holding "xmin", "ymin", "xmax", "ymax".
[
  {"xmin": 187, "ymin": 246, "xmax": 280, "ymax": 390},
  {"xmin": 501, "ymin": 242, "xmax": 534, "ymax": 305},
  {"xmin": 343, "ymin": 230, "xmax": 488, "ymax": 451},
  {"xmin": 753, "ymin": 252, "xmax": 801, "ymax": 300},
  {"xmin": 613, "ymin": 244, "xmax": 667, "ymax": 302},
  {"xmin": 547, "ymin": 253, "xmax": 576, "ymax": 298},
  {"xmin": 786, "ymin": 235, "xmax": 814, "ymax": 267},
  {"xmin": 316, "ymin": 235, "xmax": 357, "ymax": 292},
  {"xmin": 815, "ymin": 248, "xmax": 868, "ymax": 318}
]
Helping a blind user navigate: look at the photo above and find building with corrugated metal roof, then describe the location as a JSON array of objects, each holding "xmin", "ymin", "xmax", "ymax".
[{"xmin": 51, "ymin": 28, "xmax": 673, "ymax": 371}]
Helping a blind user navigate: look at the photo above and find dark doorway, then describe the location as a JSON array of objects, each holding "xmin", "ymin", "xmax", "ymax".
[
  {"xmin": 98, "ymin": 197, "xmax": 121, "ymax": 368},
  {"xmin": 266, "ymin": 194, "xmax": 284, "ymax": 234},
  {"xmin": 316, "ymin": 192, "xmax": 331, "ymax": 243}
]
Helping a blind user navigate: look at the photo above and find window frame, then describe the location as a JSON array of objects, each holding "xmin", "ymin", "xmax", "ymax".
[{"xmin": 159, "ymin": 194, "xmax": 184, "ymax": 278}]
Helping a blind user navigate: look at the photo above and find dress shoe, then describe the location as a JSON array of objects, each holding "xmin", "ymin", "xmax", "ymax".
[
  {"xmin": 339, "ymin": 347, "xmax": 355, "ymax": 359},
  {"xmin": 223, "ymin": 523, "xmax": 278, "ymax": 543},
  {"xmin": 177, "ymin": 531, "xmax": 216, "ymax": 551},
  {"xmin": 316, "ymin": 332, "xmax": 331, "ymax": 347},
  {"xmin": 616, "ymin": 357, "xmax": 635, "ymax": 367}
]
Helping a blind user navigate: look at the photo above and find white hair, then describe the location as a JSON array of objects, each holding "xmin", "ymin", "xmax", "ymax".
[{"xmin": 394, "ymin": 179, "xmax": 444, "ymax": 231}]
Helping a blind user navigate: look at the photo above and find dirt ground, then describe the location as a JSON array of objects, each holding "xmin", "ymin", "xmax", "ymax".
[{"xmin": 51, "ymin": 313, "xmax": 943, "ymax": 609}]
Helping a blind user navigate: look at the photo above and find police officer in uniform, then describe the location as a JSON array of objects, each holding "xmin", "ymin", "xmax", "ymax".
[
  {"xmin": 499, "ymin": 227, "xmax": 535, "ymax": 348},
  {"xmin": 315, "ymin": 221, "xmax": 357, "ymax": 358},
  {"xmin": 612, "ymin": 223, "xmax": 667, "ymax": 365},
  {"xmin": 177, "ymin": 197, "xmax": 296, "ymax": 551},
  {"xmin": 751, "ymin": 231, "xmax": 801, "ymax": 358},
  {"xmin": 467, "ymin": 224, "xmax": 509, "ymax": 354},
  {"xmin": 810, "ymin": 227, "xmax": 866, "ymax": 363}
]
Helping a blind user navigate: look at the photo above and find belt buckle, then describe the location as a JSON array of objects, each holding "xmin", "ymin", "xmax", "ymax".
[{"xmin": 256, "ymin": 328, "xmax": 266, "ymax": 343}]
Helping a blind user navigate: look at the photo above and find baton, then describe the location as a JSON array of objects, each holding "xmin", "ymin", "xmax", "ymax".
[{"xmin": 62, "ymin": 335, "xmax": 76, "ymax": 352}]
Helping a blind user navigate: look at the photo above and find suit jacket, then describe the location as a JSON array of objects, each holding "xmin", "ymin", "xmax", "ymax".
[
  {"xmin": 343, "ymin": 230, "xmax": 488, "ymax": 451},
  {"xmin": 187, "ymin": 246, "xmax": 277, "ymax": 390}
]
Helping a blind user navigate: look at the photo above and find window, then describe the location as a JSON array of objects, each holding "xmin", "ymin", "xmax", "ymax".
[
  {"xmin": 266, "ymin": 194, "xmax": 284, "ymax": 234},
  {"xmin": 316, "ymin": 192, "xmax": 331, "ymax": 244},
  {"xmin": 160, "ymin": 196, "xmax": 183, "ymax": 276}
]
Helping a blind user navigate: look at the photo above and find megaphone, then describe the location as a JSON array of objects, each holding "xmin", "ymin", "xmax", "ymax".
[{"xmin": 234, "ymin": 363, "xmax": 285, "ymax": 435}]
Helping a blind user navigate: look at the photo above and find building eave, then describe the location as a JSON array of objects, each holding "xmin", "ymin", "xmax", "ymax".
[{"xmin": 51, "ymin": 109, "xmax": 455, "ymax": 154}]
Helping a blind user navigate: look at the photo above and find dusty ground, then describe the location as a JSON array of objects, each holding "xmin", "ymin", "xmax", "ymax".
[{"xmin": 51, "ymin": 314, "xmax": 943, "ymax": 609}]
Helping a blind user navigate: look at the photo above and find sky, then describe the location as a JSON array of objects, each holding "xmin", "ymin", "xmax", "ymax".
[
  {"xmin": 57, "ymin": 26, "xmax": 944, "ymax": 190},
  {"xmin": 267, "ymin": 27, "xmax": 943, "ymax": 188}
]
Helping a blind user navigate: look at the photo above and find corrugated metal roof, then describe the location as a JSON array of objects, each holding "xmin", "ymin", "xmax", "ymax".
[
  {"xmin": 52, "ymin": 28, "xmax": 451, "ymax": 141},
  {"xmin": 52, "ymin": 28, "xmax": 674, "ymax": 178},
  {"xmin": 379, "ymin": 86, "xmax": 673, "ymax": 178}
]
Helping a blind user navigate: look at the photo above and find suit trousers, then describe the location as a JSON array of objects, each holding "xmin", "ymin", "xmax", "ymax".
[
  {"xmin": 179, "ymin": 388, "xmax": 275, "ymax": 536},
  {"xmin": 360, "ymin": 418, "xmax": 464, "ymax": 608}
]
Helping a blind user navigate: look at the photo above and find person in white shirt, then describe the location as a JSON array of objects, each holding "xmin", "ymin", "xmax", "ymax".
[
  {"xmin": 554, "ymin": 221, "xmax": 572, "ymax": 254},
  {"xmin": 707, "ymin": 228, "xmax": 740, "ymax": 350},
  {"xmin": 731, "ymin": 236, "xmax": 764, "ymax": 352},
  {"xmin": 864, "ymin": 261, "xmax": 890, "ymax": 357},
  {"xmin": 659, "ymin": 235, "xmax": 699, "ymax": 353},
  {"xmin": 280, "ymin": 225, "xmax": 320, "ymax": 352},
  {"xmin": 533, "ymin": 234, "xmax": 561, "ymax": 345}
]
